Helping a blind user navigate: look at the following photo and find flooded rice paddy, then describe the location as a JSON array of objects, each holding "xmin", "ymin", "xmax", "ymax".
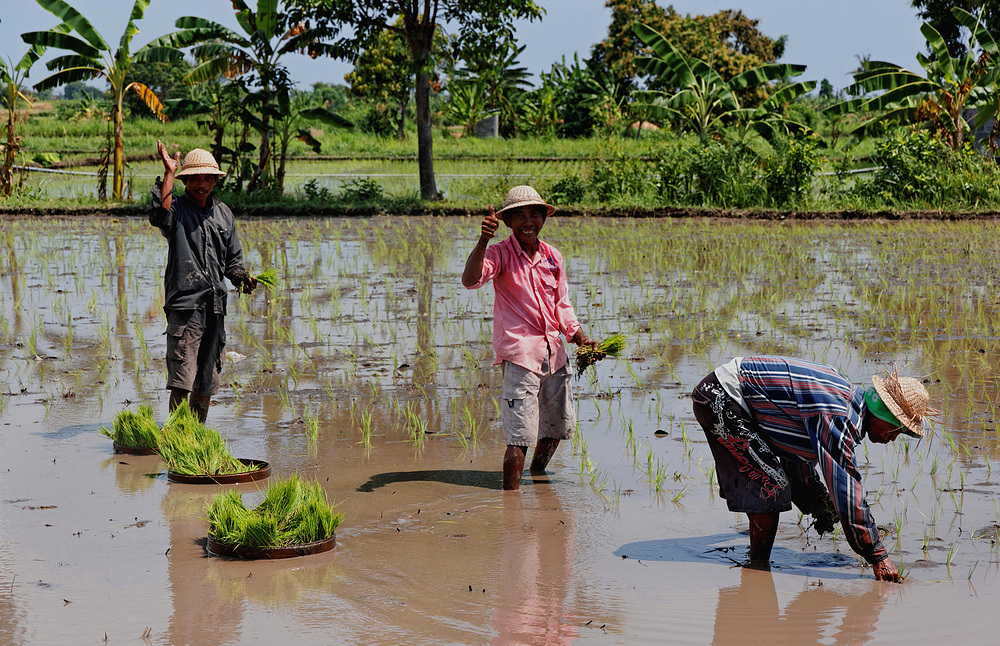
[{"xmin": 3, "ymin": 215, "xmax": 1000, "ymax": 644}]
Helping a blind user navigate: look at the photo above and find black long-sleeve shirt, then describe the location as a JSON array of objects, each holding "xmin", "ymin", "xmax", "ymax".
[{"xmin": 149, "ymin": 180, "xmax": 249, "ymax": 314}]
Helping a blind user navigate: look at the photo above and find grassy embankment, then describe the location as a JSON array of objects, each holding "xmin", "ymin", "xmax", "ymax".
[{"xmin": 5, "ymin": 100, "xmax": 1000, "ymax": 218}]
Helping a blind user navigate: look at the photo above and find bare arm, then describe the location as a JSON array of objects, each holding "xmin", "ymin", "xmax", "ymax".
[
  {"xmin": 157, "ymin": 140, "xmax": 180, "ymax": 211},
  {"xmin": 461, "ymin": 205, "xmax": 499, "ymax": 287}
]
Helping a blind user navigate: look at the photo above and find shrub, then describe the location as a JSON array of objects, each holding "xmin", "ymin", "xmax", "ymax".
[
  {"xmin": 588, "ymin": 153, "xmax": 651, "ymax": 203},
  {"xmin": 850, "ymin": 129, "xmax": 1000, "ymax": 208},
  {"xmin": 548, "ymin": 173, "xmax": 587, "ymax": 205},
  {"xmin": 762, "ymin": 133, "xmax": 819, "ymax": 207},
  {"xmin": 339, "ymin": 177, "xmax": 384, "ymax": 202}
]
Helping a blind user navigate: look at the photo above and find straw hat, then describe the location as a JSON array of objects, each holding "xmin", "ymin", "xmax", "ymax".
[
  {"xmin": 175, "ymin": 148, "xmax": 226, "ymax": 177},
  {"xmin": 498, "ymin": 185, "xmax": 555, "ymax": 217},
  {"xmin": 871, "ymin": 368, "xmax": 938, "ymax": 438}
]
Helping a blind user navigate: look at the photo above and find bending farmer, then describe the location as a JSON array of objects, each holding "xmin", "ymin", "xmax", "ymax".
[
  {"xmin": 150, "ymin": 141, "xmax": 256, "ymax": 422},
  {"xmin": 691, "ymin": 356, "xmax": 936, "ymax": 582},
  {"xmin": 462, "ymin": 186, "xmax": 598, "ymax": 490}
]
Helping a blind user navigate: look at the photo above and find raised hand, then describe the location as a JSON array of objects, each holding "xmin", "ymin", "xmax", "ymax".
[
  {"xmin": 481, "ymin": 205, "xmax": 499, "ymax": 240},
  {"xmin": 157, "ymin": 140, "xmax": 180, "ymax": 174}
]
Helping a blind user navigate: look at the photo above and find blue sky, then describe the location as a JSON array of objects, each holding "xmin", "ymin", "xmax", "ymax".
[{"xmin": 2, "ymin": 0, "xmax": 929, "ymax": 93}]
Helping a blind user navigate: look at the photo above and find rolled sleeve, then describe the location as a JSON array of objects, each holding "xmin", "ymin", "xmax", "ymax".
[
  {"xmin": 466, "ymin": 246, "xmax": 501, "ymax": 290},
  {"xmin": 810, "ymin": 414, "xmax": 888, "ymax": 565}
]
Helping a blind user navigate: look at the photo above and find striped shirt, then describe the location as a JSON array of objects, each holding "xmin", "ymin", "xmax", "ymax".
[{"xmin": 734, "ymin": 356, "xmax": 886, "ymax": 564}]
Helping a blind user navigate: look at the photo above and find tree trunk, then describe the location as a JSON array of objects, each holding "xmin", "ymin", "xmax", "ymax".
[
  {"xmin": 112, "ymin": 100, "xmax": 125, "ymax": 200},
  {"xmin": 414, "ymin": 67, "xmax": 440, "ymax": 200}
]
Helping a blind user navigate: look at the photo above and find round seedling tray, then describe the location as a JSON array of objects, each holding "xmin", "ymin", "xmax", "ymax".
[
  {"xmin": 206, "ymin": 534, "xmax": 337, "ymax": 560},
  {"xmin": 113, "ymin": 441, "xmax": 159, "ymax": 456},
  {"xmin": 167, "ymin": 459, "xmax": 270, "ymax": 484}
]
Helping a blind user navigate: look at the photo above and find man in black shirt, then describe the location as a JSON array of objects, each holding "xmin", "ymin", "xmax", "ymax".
[{"xmin": 150, "ymin": 140, "xmax": 256, "ymax": 422}]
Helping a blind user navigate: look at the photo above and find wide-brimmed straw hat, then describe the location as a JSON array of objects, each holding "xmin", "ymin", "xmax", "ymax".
[
  {"xmin": 175, "ymin": 148, "xmax": 226, "ymax": 177},
  {"xmin": 497, "ymin": 185, "xmax": 555, "ymax": 217},
  {"xmin": 871, "ymin": 368, "xmax": 938, "ymax": 438}
]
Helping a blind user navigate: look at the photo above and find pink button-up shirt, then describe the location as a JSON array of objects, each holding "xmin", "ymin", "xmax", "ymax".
[{"xmin": 467, "ymin": 235, "xmax": 581, "ymax": 374}]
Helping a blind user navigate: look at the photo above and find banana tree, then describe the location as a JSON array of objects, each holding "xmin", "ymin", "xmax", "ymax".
[
  {"xmin": 827, "ymin": 11, "xmax": 990, "ymax": 150},
  {"xmin": 273, "ymin": 95, "xmax": 353, "ymax": 192},
  {"xmin": 632, "ymin": 22, "xmax": 815, "ymax": 141},
  {"xmin": 2, "ymin": 24, "xmax": 69, "ymax": 196},
  {"xmin": 21, "ymin": 0, "xmax": 182, "ymax": 200},
  {"xmin": 147, "ymin": 0, "xmax": 340, "ymax": 193},
  {"xmin": 952, "ymin": 7, "xmax": 1000, "ymax": 155}
]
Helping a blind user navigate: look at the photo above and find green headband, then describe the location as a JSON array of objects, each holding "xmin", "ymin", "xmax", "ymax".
[{"xmin": 864, "ymin": 387, "xmax": 902, "ymax": 427}]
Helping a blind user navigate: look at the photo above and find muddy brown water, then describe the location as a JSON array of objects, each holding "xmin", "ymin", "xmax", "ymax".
[{"xmin": 3, "ymin": 216, "xmax": 1000, "ymax": 644}]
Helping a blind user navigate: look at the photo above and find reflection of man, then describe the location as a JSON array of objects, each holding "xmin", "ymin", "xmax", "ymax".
[
  {"xmin": 713, "ymin": 566, "xmax": 888, "ymax": 645},
  {"xmin": 691, "ymin": 356, "xmax": 937, "ymax": 582},
  {"xmin": 492, "ymin": 485, "xmax": 577, "ymax": 645}
]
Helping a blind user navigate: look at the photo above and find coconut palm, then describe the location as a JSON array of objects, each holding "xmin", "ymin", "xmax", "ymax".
[
  {"xmin": 631, "ymin": 22, "xmax": 815, "ymax": 141},
  {"xmin": 147, "ymin": 0, "xmax": 339, "ymax": 193},
  {"xmin": 21, "ymin": 0, "xmax": 182, "ymax": 200}
]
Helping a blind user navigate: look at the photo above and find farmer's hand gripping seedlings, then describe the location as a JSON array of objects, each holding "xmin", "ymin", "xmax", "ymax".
[
  {"xmin": 575, "ymin": 333, "xmax": 627, "ymax": 376},
  {"xmin": 462, "ymin": 186, "xmax": 599, "ymax": 491},
  {"xmin": 150, "ymin": 141, "xmax": 258, "ymax": 423}
]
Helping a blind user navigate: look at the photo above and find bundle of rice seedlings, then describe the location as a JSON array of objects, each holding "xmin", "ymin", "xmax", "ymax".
[
  {"xmin": 207, "ymin": 475, "xmax": 343, "ymax": 548},
  {"xmin": 575, "ymin": 333, "xmax": 627, "ymax": 376},
  {"xmin": 98, "ymin": 405, "xmax": 161, "ymax": 449},
  {"xmin": 158, "ymin": 402, "xmax": 247, "ymax": 476},
  {"xmin": 255, "ymin": 269, "xmax": 278, "ymax": 290}
]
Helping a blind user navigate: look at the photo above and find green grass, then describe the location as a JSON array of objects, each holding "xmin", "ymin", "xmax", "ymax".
[
  {"xmin": 157, "ymin": 402, "xmax": 247, "ymax": 476},
  {"xmin": 98, "ymin": 404, "xmax": 161, "ymax": 449},
  {"xmin": 207, "ymin": 475, "xmax": 343, "ymax": 548}
]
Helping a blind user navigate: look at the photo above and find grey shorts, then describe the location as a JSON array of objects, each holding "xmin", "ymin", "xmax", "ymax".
[
  {"xmin": 500, "ymin": 359, "xmax": 576, "ymax": 447},
  {"xmin": 165, "ymin": 307, "xmax": 226, "ymax": 397}
]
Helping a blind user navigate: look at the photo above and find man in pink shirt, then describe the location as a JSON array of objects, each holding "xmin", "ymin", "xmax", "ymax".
[{"xmin": 462, "ymin": 186, "xmax": 598, "ymax": 490}]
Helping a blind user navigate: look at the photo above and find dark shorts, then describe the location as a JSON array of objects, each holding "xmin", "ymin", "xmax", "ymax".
[
  {"xmin": 165, "ymin": 307, "xmax": 226, "ymax": 397},
  {"xmin": 691, "ymin": 371, "xmax": 792, "ymax": 514}
]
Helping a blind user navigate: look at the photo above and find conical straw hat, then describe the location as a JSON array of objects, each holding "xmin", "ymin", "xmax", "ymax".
[
  {"xmin": 871, "ymin": 368, "xmax": 938, "ymax": 438},
  {"xmin": 497, "ymin": 185, "xmax": 555, "ymax": 217},
  {"xmin": 175, "ymin": 148, "xmax": 226, "ymax": 177}
]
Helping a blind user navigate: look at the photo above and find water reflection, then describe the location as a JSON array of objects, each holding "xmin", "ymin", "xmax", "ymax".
[
  {"xmin": 162, "ymin": 486, "xmax": 244, "ymax": 646},
  {"xmin": 712, "ymin": 566, "xmax": 889, "ymax": 646},
  {"xmin": 492, "ymin": 483, "xmax": 578, "ymax": 645}
]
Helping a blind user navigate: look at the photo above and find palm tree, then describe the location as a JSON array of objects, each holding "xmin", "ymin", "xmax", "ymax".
[
  {"xmin": 632, "ymin": 22, "xmax": 815, "ymax": 141},
  {"xmin": 148, "ymin": 0, "xmax": 339, "ymax": 193},
  {"xmin": 21, "ymin": 0, "xmax": 182, "ymax": 200}
]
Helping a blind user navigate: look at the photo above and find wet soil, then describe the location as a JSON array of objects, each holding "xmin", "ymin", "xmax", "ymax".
[{"xmin": 2, "ymin": 216, "xmax": 1000, "ymax": 644}]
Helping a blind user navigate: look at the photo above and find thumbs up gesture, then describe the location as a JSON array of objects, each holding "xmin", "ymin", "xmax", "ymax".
[{"xmin": 481, "ymin": 205, "xmax": 500, "ymax": 241}]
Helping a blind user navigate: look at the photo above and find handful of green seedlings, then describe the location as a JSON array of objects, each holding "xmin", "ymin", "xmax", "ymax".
[
  {"xmin": 576, "ymin": 333, "xmax": 627, "ymax": 376},
  {"xmin": 207, "ymin": 475, "xmax": 343, "ymax": 548},
  {"xmin": 254, "ymin": 269, "xmax": 278, "ymax": 290},
  {"xmin": 157, "ymin": 402, "xmax": 247, "ymax": 476},
  {"xmin": 99, "ymin": 405, "xmax": 161, "ymax": 449}
]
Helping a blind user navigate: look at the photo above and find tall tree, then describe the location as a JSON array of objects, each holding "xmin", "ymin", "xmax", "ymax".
[
  {"xmin": 22, "ymin": 0, "xmax": 181, "ymax": 200},
  {"xmin": 293, "ymin": 0, "xmax": 545, "ymax": 200},
  {"xmin": 344, "ymin": 18, "xmax": 413, "ymax": 140},
  {"xmin": 591, "ymin": 0, "xmax": 786, "ymax": 95},
  {"xmin": 911, "ymin": 0, "xmax": 1000, "ymax": 58},
  {"xmin": 148, "ymin": 0, "xmax": 341, "ymax": 192}
]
